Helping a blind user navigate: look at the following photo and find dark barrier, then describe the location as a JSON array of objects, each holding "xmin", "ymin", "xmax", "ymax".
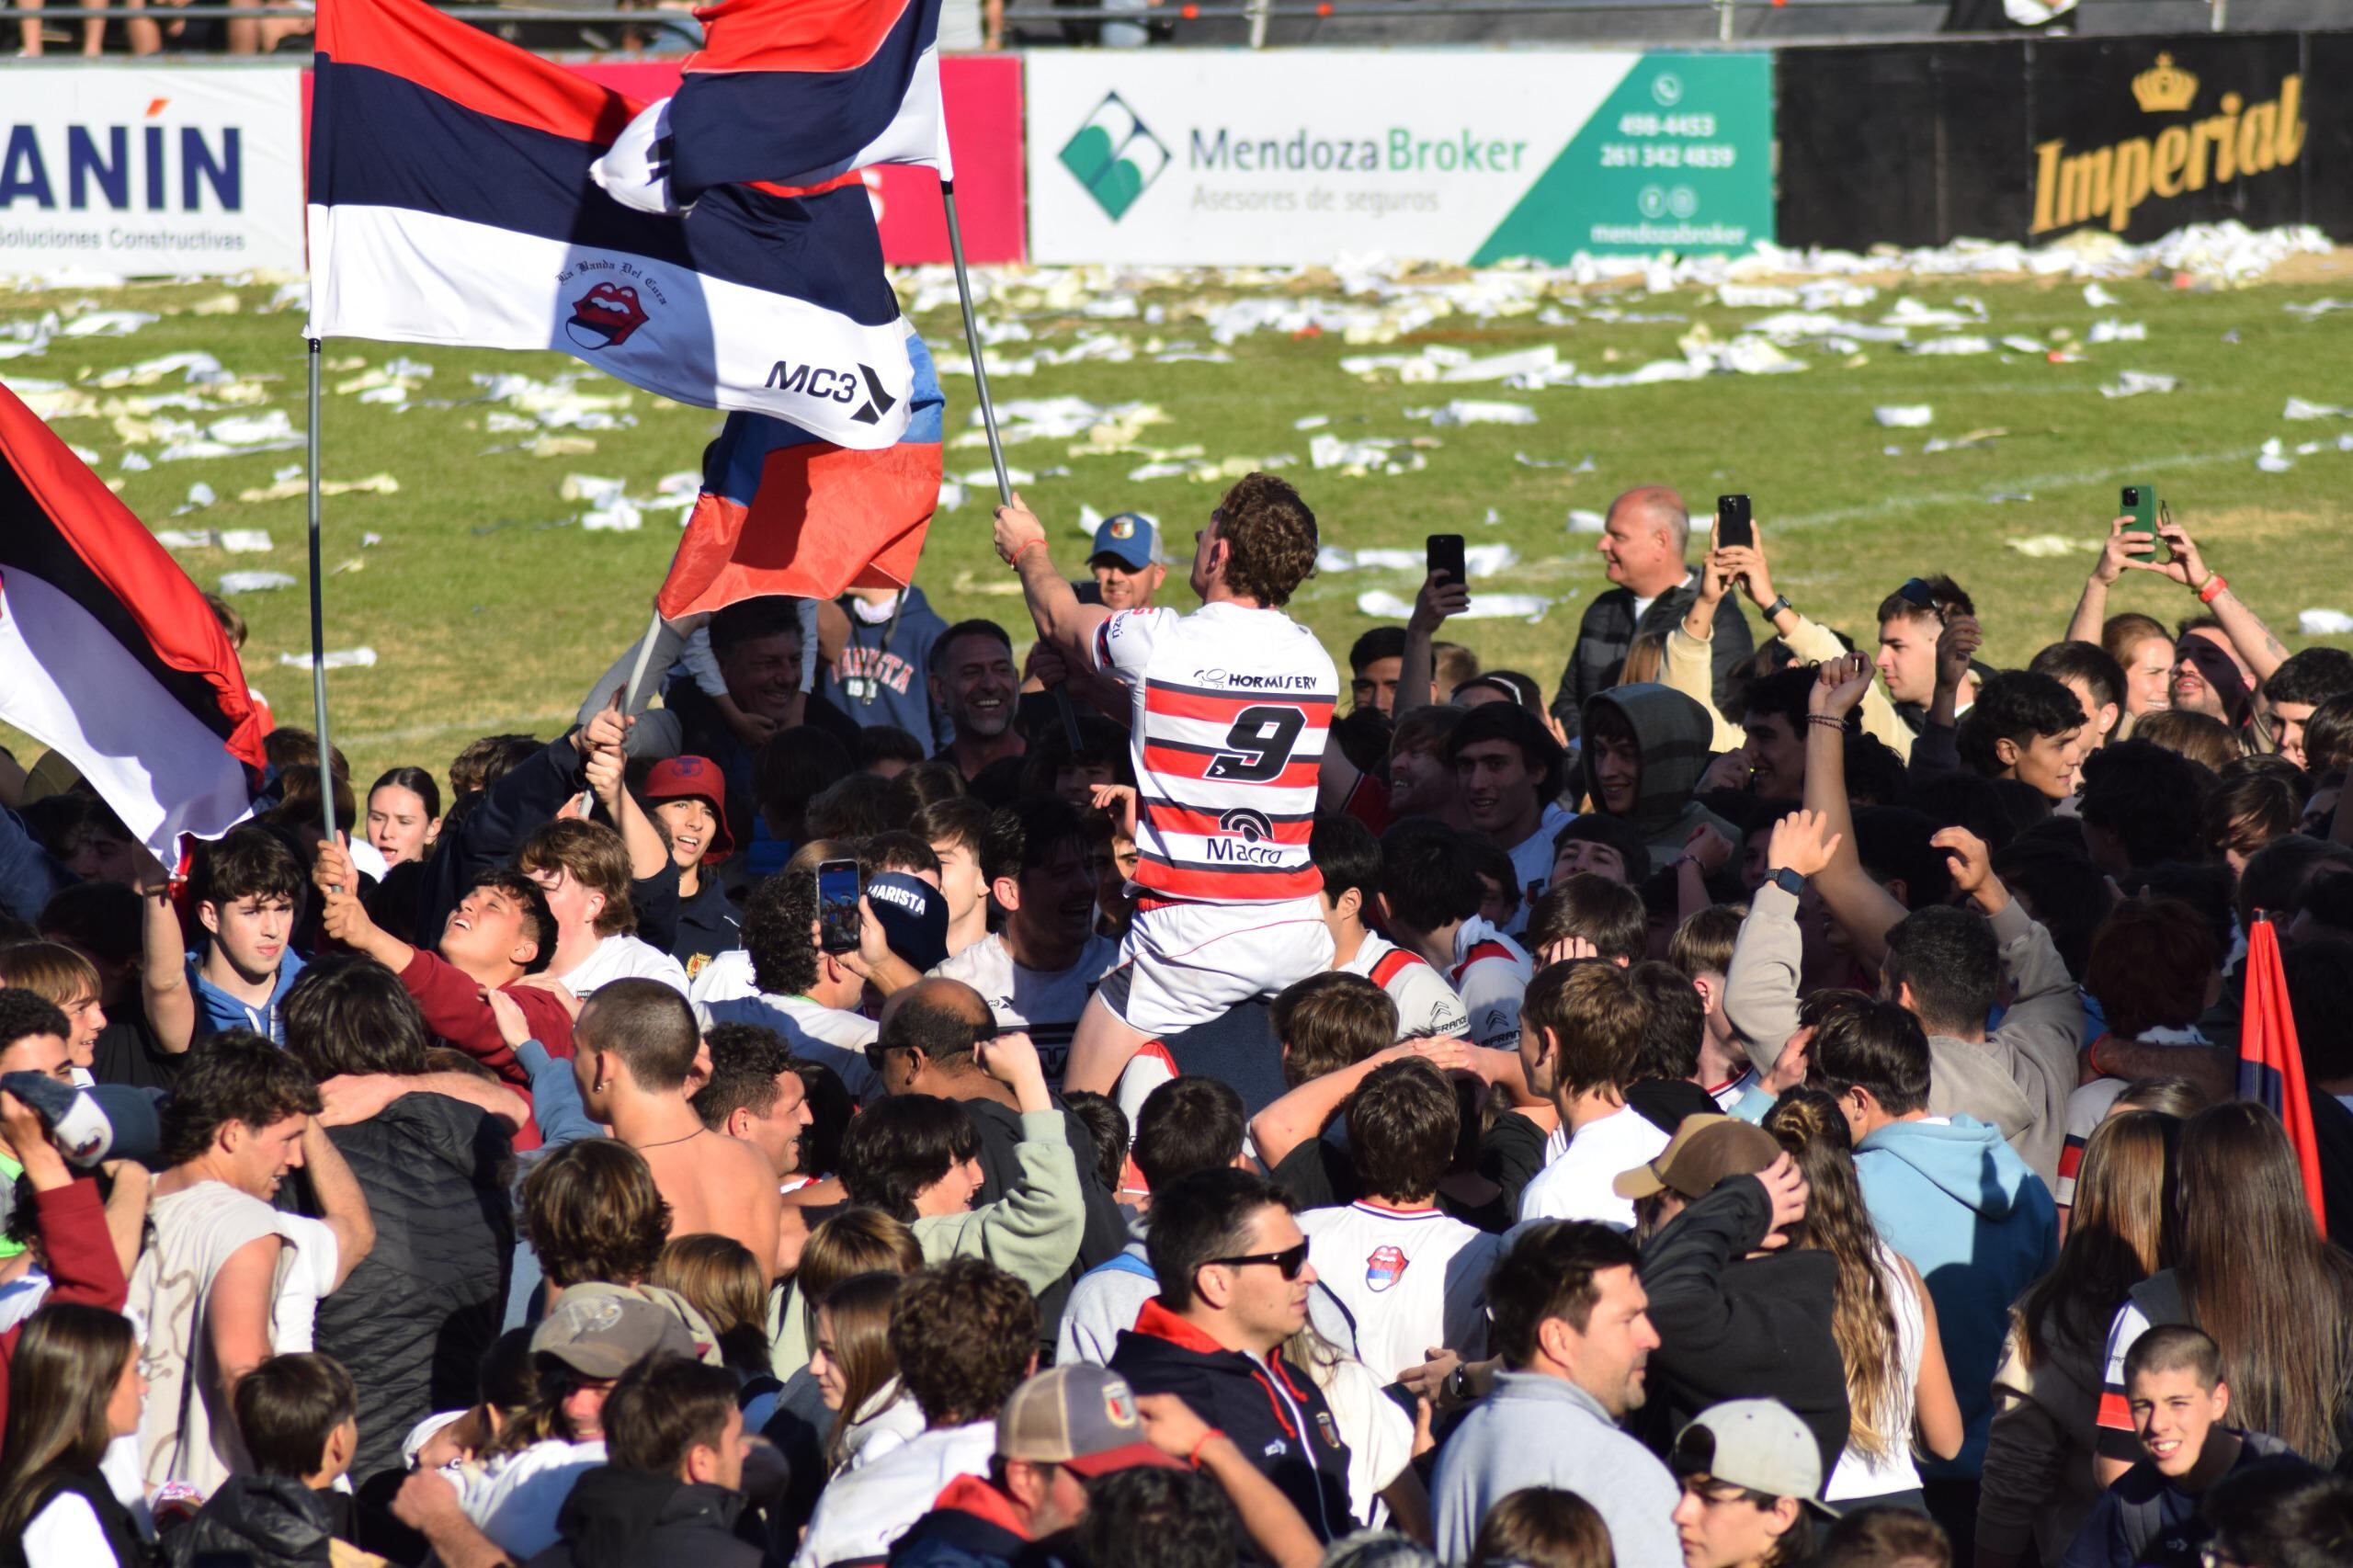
[{"xmin": 1779, "ymin": 31, "xmax": 2346, "ymax": 249}]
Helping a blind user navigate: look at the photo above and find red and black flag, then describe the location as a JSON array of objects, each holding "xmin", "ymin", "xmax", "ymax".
[{"xmin": 0, "ymin": 383, "xmax": 271, "ymax": 859}]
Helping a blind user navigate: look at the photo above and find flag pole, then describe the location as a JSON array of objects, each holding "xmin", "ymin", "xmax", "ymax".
[
  {"xmin": 941, "ymin": 177, "xmax": 1082, "ymax": 749},
  {"xmin": 304, "ymin": 336, "xmax": 337, "ymax": 855},
  {"xmin": 620, "ymin": 606, "xmax": 670, "ymax": 714}
]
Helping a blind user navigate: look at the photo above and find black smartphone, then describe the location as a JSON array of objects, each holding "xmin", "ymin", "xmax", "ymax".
[
  {"xmin": 1427, "ymin": 533, "xmax": 1465, "ymax": 585},
  {"xmin": 1716, "ymin": 494, "xmax": 1754, "ymax": 551},
  {"xmin": 816, "ymin": 858, "xmax": 862, "ymax": 954}
]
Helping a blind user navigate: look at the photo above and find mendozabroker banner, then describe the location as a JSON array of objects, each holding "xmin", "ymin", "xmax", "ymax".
[{"xmin": 1026, "ymin": 50, "xmax": 1772, "ymax": 266}]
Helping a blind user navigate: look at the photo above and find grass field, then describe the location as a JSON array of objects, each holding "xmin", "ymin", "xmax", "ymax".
[{"xmin": 6, "ymin": 250, "xmax": 2353, "ymax": 785}]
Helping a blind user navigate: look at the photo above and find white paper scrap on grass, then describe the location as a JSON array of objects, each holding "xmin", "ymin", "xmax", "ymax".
[
  {"xmin": 2300, "ymin": 610, "xmax": 2353, "ymax": 636},
  {"xmin": 278, "ymin": 647, "xmax": 379, "ymax": 671},
  {"xmin": 220, "ymin": 572, "xmax": 297, "ymax": 594}
]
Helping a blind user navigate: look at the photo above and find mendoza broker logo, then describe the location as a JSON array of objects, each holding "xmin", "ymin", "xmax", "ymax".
[{"xmin": 1060, "ymin": 92, "xmax": 1169, "ymax": 221}]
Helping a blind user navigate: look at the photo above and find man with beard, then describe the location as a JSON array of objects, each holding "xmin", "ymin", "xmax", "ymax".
[{"xmin": 932, "ymin": 621, "xmax": 1027, "ymax": 787}]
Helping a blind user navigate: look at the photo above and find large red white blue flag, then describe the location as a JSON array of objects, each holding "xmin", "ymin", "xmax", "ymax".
[
  {"xmin": 0, "ymin": 385, "xmax": 268, "ymax": 860},
  {"xmin": 306, "ymin": 0, "xmax": 916, "ymax": 449},
  {"xmin": 658, "ymin": 324, "xmax": 945, "ymax": 620},
  {"xmin": 592, "ymin": 0, "xmax": 949, "ymax": 217}
]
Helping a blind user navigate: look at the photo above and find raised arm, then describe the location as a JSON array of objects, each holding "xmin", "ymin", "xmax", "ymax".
[
  {"xmin": 1399, "ymin": 568, "xmax": 1468, "ymax": 718},
  {"xmin": 2064, "ymin": 518, "xmax": 2142, "ymax": 645},
  {"xmin": 315, "ymin": 837, "xmax": 417, "ymax": 973},
  {"xmin": 963, "ymin": 1032, "xmax": 1086, "ymax": 1291},
  {"xmin": 2122, "ymin": 513, "xmax": 2287, "ymax": 682},
  {"xmin": 1136, "ymin": 1394, "xmax": 1324, "ymax": 1568},
  {"xmin": 1802, "ymin": 654, "xmax": 1908, "ymax": 966},
  {"xmin": 1249, "ymin": 1038, "xmax": 1470, "ymax": 1171},
  {"xmin": 581, "ymin": 695, "xmax": 669, "ymax": 883},
  {"xmin": 300, "ymin": 1117, "xmax": 376, "ymax": 1291},
  {"xmin": 138, "ymin": 856, "xmax": 195, "ymax": 1056},
  {"xmin": 1906, "ymin": 612, "xmax": 1981, "ymax": 781},
  {"xmin": 993, "ymin": 494, "xmax": 1113, "ymax": 658}
]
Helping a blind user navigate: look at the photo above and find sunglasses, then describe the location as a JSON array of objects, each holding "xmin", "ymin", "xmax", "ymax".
[
  {"xmin": 1894, "ymin": 578, "xmax": 1947, "ymax": 621},
  {"xmin": 1206, "ymin": 1243, "xmax": 1310, "ymax": 1280}
]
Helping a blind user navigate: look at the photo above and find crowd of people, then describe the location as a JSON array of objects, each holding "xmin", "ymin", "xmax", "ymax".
[{"xmin": 5, "ymin": 472, "xmax": 2353, "ymax": 1568}]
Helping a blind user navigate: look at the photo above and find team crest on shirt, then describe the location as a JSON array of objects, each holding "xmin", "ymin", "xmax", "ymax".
[
  {"xmin": 1365, "ymin": 1244, "xmax": 1409, "ymax": 1293},
  {"xmin": 1314, "ymin": 1412, "xmax": 1339, "ymax": 1449}
]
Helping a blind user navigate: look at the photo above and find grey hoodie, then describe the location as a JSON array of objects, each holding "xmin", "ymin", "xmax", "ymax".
[
  {"xmin": 1724, "ymin": 883, "xmax": 2082, "ymax": 1186},
  {"xmin": 1582, "ymin": 683, "xmax": 1741, "ymax": 866},
  {"xmin": 1428, "ymin": 1371, "xmax": 1682, "ymax": 1568}
]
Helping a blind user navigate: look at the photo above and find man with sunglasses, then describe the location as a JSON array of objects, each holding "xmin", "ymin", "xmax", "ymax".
[
  {"xmin": 1109, "ymin": 1167, "xmax": 1357, "ymax": 1545},
  {"xmin": 1875, "ymin": 574, "xmax": 1978, "ymax": 731}
]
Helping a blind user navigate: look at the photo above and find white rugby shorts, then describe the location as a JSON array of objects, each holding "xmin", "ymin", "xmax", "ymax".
[{"xmin": 1096, "ymin": 894, "xmax": 1336, "ymax": 1038}]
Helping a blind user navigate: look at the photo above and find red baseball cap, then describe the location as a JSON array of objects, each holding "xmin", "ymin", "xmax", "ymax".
[{"xmin": 640, "ymin": 756, "xmax": 733, "ymax": 864}]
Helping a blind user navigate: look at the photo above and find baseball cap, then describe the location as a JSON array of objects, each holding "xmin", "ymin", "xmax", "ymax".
[
  {"xmin": 1673, "ymin": 1399, "xmax": 1840, "ymax": 1517},
  {"xmin": 529, "ymin": 1289, "xmax": 698, "ymax": 1379},
  {"xmin": 639, "ymin": 756, "xmax": 734, "ymax": 864},
  {"xmin": 0, "ymin": 1073, "xmax": 165, "ymax": 1167},
  {"xmin": 1088, "ymin": 513, "xmax": 1159, "ymax": 571},
  {"xmin": 1612, "ymin": 1114, "xmax": 1781, "ymax": 1201},
  {"xmin": 997, "ymin": 1364, "xmax": 1185, "ymax": 1477},
  {"xmin": 864, "ymin": 870, "xmax": 949, "ymax": 972}
]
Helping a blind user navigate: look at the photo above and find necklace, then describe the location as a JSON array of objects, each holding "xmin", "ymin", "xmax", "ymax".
[{"xmin": 630, "ymin": 1127, "xmax": 707, "ymax": 1153}]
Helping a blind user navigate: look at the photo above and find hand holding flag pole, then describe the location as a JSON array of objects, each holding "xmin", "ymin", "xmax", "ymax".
[{"xmin": 941, "ymin": 178, "xmax": 1083, "ymax": 751}]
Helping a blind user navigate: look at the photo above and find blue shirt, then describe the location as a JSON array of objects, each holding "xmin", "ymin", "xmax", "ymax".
[{"xmin": 185, "ymin": 947, "xmax": 305, "ymax": 1044}]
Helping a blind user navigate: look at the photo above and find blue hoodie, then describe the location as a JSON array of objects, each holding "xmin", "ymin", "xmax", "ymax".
[{"xmin": 1855, "ymin": 1113, "xmax": 2057, "ymax": 1477}]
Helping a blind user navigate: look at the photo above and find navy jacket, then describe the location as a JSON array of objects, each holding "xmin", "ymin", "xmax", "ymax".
[{"xmin": 1108, "ymin": 1301, "xmax": 1355, "ymax": 1544}]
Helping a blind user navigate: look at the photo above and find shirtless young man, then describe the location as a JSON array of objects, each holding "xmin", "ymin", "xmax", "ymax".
[{"xmin": 571, "ymin": 979, "xmax": 783, "ymax": 1286}]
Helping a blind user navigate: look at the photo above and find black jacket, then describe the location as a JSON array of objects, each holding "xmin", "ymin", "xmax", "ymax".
[
  {"xmin": 674, "ymin": 876, "xmax": 745, "ymax": 982},
  {"xmin": 1637, "ymin": 1174, "xmax": 1851, "ymax": 1483},
  {"xmin": 162, "ymin": 1475, "xmax": 348, "ymax": 1568},
  {"xmin": 1552, "ymin": 570, "xmax": 1754, "ymax": 740},
  {"xmin": 301, "ymin": 1092, "xmax": 514, "ymax": 1484},
  {"xmin": 1109, "ymin": 1301, "xmax": 1355, "ymax": 1544},
  {"xmin": 524, "ymin": 1466, "xmax": 768, "ymax": 1568}
]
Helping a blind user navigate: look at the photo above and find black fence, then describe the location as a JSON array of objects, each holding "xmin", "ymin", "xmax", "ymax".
[{"xmin": 1779, "ymin": 29, "xmax": 2352, "ymax": 247}]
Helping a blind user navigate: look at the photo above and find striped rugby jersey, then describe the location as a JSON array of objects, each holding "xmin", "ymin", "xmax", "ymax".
[{"xmin": 1093, "ymin": 601, "xmax": 1338, "ymax": 904}]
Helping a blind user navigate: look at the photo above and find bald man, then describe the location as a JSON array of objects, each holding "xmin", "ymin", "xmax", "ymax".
[
  {"xmin": 873, "ymin": 977, "xmax": 1128, "ymax": 1345},
  {"xmin": 1552, "ymin": 485, "xmax": 1753, "ymax": 742}
]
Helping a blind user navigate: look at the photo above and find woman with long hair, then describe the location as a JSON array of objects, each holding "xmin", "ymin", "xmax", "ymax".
[
  {"xmin": 2094, "ymin": 1101, "xmax": 2353, "ymax": 1483},
  {"xmin": 0, "ymin": 1304, "xmax": 148, "ymax": 1567},
  {"xmin": 809, "ymin": 1272, "xmax": 922, "ymax": 1475},
  {"xmin": 1286, "ymin": 1322, "xmax": 1428, "ymax": 1540},
  {"xmin": 1761, "ymin": 1090, "xmax": 1962, "ymax": 1512},
  {"xmin": 1978, "ymin": 1108, "xmax": 2178, "ymax": 1564}
]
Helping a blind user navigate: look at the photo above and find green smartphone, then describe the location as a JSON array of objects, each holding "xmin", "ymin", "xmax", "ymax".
[{"xmin": 2120, "ymin": 483, "xmax": 2160, "ymax": 537}]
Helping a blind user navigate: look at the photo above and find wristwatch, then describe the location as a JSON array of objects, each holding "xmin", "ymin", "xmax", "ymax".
[
  {"xmin": 1762, "ymin": 594, "xmax": 1793, "ymax": 621},
  {"xmin": 1768, "ymin": 867, "xmax": 1805, "ymax": 897},
  {"xmin": 1445, "ymin": 1363, "xmax": 1472, "ymax": 1405}
]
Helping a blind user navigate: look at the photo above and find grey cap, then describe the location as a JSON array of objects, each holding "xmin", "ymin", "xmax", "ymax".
[
  {"xmin": 529, "ymin": 1289, "xmax": 697, "ymax": 1379},
  {"xmin": 1672, "ymin": 1399, "xmax": 1840, "ymax": 1517}
]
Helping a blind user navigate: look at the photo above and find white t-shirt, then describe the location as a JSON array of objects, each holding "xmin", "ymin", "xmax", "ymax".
[
  {"xmin": 1825, "ymin": 1244, "xmax": 1927, "ymax": 1501},
  {"xmin": 1503, "ymin": 802, "xmax": 1574, "ymax": 937},
  {"xmin": 1307, "ymin": 1348, "xmax": 1416, "ymax": 1530},
  {"xmin": 794, "ymin": 1420, "xmax": 996, "ymax": 1568},
  {"xmin": 129, "ymin": 1180, "xmax": 283, "ymax": 1496},
  {"xmin": 267, "ymin": 1211, "xmax": 340, "ymax": 1354},
  {"xmin": 929, "ymin": 930, "xmax": 1120, "ymax": 1088},
  {"xmin": 22, "ymin": 1494, "xmax": 115, "ymax": 1568},
  {"xmin": 559, "ymin": 932, "xmax": 689, "ymax": 998},
  {"xmin": 1298, "ymin": 1199, "xmax": 1501, "ymax": 1382},
  {"xmin": 1517, "ymin": 1105, "xmax": 1672, "ymax": 1233},
  {"xmin": 688, "ymin": 946, "xmax": 759, "ymax": 1006},
  {"xmin": 699, "ymin": 990, "xmax": 881, "ymax": 1103},
  {"xmin": 453, "ymin": 1437, "xmax": 607, "ymax": 1560},
  {"xmin": 1449, "ymin": 917, "xmax": 1533, "ymax": 1051},
  {"xmin": 1341, "ymin": 933, "xmax": 1470, "ymax": 1041}
]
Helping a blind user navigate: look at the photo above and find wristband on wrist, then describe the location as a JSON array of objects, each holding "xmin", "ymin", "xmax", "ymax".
[
  {"xmin": 1187, "ymin": 1428, "xmax": 1224, "ymax": 1469},
  {"xmin": 1010, "ymin": 537, "xmax": 1048, "ymax": 569},
  {"xmin": 2198, "ymin": 573, "xmax": 2229, "ymax": 605},
  {"xmin": 1763, "ymin": 595, "xmax": 1793, "ymax": 621},
  {"xmin": 1804, "ymin": 713, "xmax": 1847, "ymax": 730}
]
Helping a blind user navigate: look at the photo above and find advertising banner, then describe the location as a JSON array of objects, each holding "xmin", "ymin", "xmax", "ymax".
[
  {"xmin": 572, "ymin": 55, "xmax": 1028, "ymax": 266},
  {"xmin": 0, "ymin": 65, "xmax": 306, "ymax": 278},
  {"xmin": 1027, "ymin": 50, "xmax": 1773, "ymax": 266},
  {"xmin": 1780, "ymin": 32, "xmax": 2335, "ymax": 249}
]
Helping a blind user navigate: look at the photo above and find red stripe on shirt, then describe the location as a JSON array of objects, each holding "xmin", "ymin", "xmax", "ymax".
[
  {"xmin": 2097, "ymin": 1390, "xmax": 2134, "ymax": 1431},
  {"xmin": 1136, "ymin": 860, "xmax": 1323, "ymax": 902},
  {"xmin": 1143, "ymin": 686, "xmax": 1335, "ymax": 724}
]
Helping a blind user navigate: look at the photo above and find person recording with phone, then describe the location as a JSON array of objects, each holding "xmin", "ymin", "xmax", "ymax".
[{"xmin": 1551, "ymin": 487, "xmax": 1755, "ymax": 745}]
